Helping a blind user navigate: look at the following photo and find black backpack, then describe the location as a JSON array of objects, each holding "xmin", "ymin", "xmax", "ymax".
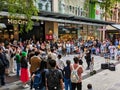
[
  {"xmin": 47, "ymin": 69, "xmax": 59, "ymax": 90},
  {"xmin": 0, "ymin": 59, "xmax": 4, "ymax": 69}
]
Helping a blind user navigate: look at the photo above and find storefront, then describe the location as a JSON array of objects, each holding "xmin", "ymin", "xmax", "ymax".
[
  {"xmin": 58, "ymin": 24, "xmax": 78, "ymax": 41},
  {"xmin": 0, "ymin": 11, "xmax": 114, "ymax": 42},
  {"xmin": 0, "ymin": 16, "xmax": 45, "ymax": 42}
]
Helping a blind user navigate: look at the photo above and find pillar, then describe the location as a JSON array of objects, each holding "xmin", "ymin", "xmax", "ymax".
[
  {"xmin": 53, "ymin": 22, "xmax": 58, "ymax": 41},
  {"xmin": 13, "ymin": 25, "xmax": 19, "ymax": 40},
  {"xmin": 52, "ymin": 0, "xmax": 59, "ymax": 12},
  {"xmin": 45, "ymin": 21, "xmax": 58, "ymax": 41}
]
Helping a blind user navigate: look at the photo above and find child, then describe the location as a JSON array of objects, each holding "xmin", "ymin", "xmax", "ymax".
[
  {"xmin": 104, "ymin": 48, "xmax": 110, "ymax": 63},
  {"xmin": 90, "ymin": 57, "xmax": 94, "ymax": 73},
  {"xmin": 87, "ymin": 83, "xmax": 93, "ymax": 90}
]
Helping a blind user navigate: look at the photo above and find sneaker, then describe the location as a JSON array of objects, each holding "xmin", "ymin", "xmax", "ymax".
[{"xmin": 23, "ymin": 84, "xmax": 29, "ymax": 88}]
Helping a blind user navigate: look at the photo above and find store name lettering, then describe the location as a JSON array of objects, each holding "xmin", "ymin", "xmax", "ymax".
[{"xmin": 8, "ymin": 19, "xmax": 28, "ymax": 24}]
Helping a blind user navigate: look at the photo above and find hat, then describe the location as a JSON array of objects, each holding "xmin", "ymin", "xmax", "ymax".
[{"xmin": 22, "ymin": 51, "xmax": 27, "ymax": 57}]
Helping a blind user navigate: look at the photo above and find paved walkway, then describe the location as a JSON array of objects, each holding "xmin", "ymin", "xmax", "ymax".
[
  {"xmin": 0, "ymin": 54, "xmax": 119, "ymax": 90},
  {"xmin": 82, "ymin": 64, "xmax": 120, "ymax": 90}
]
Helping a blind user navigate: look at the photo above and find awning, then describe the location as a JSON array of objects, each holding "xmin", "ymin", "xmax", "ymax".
[
  {"xmin": 0, "ymin": 23, "xmax": 6, "ymax": 28},
  {"xmin": 106, "ymin": 25, "xmax": 117, "ymax": 30},
  {"xmin": 111, "ymin": 24, "xmax": 120, "ymax": 30},
  {"xmin": 0, "ymin": 11, "xmax": 115, "ymax": 26}
]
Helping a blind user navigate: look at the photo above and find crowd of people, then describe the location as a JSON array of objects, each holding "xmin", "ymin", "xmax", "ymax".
[{"xmin": 0, "ymin": 38, "xmax": 120, "ymax": 90}]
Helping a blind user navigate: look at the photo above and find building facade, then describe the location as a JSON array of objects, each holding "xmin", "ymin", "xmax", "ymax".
[{"xmin": 0, "ymin": 0, "xmax": 113, "ymax": 42}]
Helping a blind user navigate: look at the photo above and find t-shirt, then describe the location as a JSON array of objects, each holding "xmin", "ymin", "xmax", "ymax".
[
  {"xmin": 15, "ymin": 54, "xmax": 21, "ymax": 63},
  {"xmin": 70, "ymin": 64, "xmax": 83, "ymax": 83},
  {"xmin": 108, "ymin": 46, "xmax": 115, "ymax": 54},
  {"xmin": 63, "ymin": 66, "xmax": 71, "ymax": 79},
  {"xmin": 45, "ymin": 69, "xmax": 63, "ymax": 89}
]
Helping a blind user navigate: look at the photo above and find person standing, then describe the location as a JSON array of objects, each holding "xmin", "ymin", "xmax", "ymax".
[
  {"xmin": 29, "ymin": 51, "xmax": 41, "ymax": 89},
  {"xmin": 90, "ymin": 57, "xmax": 94, "ymax": 73},
  {"xmin": 66, "ymin": 41, "xmax": 71, "ymax": 56},
  {"xmin": 63, "ymin": 60, "xmax": 72, "ymax": 90},
  {"xmin": 0, "ymin": 47, "xmax": 7, "ymax": 86},
  {"xmin": 15, "ymin": 50, "xmax": 21, "ymax": 76},
  {"xmin": 45, "ymin": 59, "xmax": 64, "ymax": 90},
  {"xmin": 70, "ymin": 57, "xmax": 83, "ymax": 90},
  {"xmin": 85, "ymin": 49, "xmax": 91, "ymax": 70},
  {"xmin": 56, "ymin": 54, "xmax": 65, "ymax": 70},
  {"xmin": 9, "ymin": 45, "xmax": 16, "ymax": 74},
  {"xmin": 32, "ymin": 59, "xmax": 48, "ymax": 90},
  {"xmin": 20, "ymin": 51, "xmax": 29, "ymax": 88}
]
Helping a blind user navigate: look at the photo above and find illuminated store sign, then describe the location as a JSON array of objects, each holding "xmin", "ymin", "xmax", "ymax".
[{"xmin": 8, "ymin": 19, "xmax": 28, "ymax": 24}]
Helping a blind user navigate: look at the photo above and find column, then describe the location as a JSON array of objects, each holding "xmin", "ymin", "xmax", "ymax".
[
  {"xmin": 45, "ymin": 22, "xmax": 58, "ymax": 41},
  {"xmin": 13, "ymin": 25, "xmax": 19, "ymax": 40},
  {"xmin": 52, "ymin": 0, "xmax": 59, "ymax": 12},
  {"xmin": 53, "ymin": 22, "xmax": 58, "ymax": 41},
  {"xmin": 103, "ymin": 30, "xmax": 105, "ymax": 41}
]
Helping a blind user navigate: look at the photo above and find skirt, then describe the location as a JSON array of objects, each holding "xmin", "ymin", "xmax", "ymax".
[{"xmin": 20, "ymin": 68, "xmax": 29, "ymax": 83}]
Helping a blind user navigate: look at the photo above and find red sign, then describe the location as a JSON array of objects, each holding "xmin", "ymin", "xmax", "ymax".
[{"xmin": 46, "ymin": 34, "xmax": 53, "ymax": 40}]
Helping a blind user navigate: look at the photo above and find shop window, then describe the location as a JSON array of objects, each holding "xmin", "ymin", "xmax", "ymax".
[
  {"xmin": 75, "ymin": 7, "xmax": 78, "ymax": 16},
  {"xmin": 69, "ymin": 6, "xmax": 72, "ymax": 12},
  {"xmin": 38, "ymin": 3, "xmax": 43, "ymax": 10},
  {"xmin": 72, "ymin": 7, "xmax": 74, "ymax": 13}
]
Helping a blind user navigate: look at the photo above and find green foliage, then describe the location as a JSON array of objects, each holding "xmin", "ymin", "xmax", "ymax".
[
  {"xmin": 84, "ymin": 0, "xmax": 89, "ymax": 17},
  {"xmin": 0, "ymin": 0, "xmax": 39, "ymax": 32},
  {"xmin": 99, "ymin": 0, "xmax": 120, "ymax": 20}
]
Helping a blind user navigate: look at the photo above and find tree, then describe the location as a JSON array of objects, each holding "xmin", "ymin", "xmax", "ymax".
[
  {"xmin": 0, "ymin": 0, "xmax": 39, "ymax": 32},
  {"xmin": 100, "ymin": 0, "xmax": 120, "ymax": 21}
]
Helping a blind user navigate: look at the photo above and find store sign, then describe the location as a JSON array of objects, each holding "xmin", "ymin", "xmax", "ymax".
[
  {"xmin": 8, "ymin": 19, "xmax": 28, "ymax": 25},
  {"xmin": 46, "ymin": 34, "xmax": 53, "ymax": 40}
]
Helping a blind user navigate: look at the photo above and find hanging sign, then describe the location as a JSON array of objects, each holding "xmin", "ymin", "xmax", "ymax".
[
  {"xmin": 8, "ymin": 19, "xmax": 28, "ymax": 25},
  {"xmin": 46, "ymin": 34, "xmax": 53, "ymax": 40}
]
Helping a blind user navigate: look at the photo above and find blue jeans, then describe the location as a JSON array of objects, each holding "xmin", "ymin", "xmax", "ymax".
[
  {"xmin": 66, "ymin": 48, "xmax": 71, "ymax": 54},
  {"xmin": 16, "ymin": 63, "xmax": 20, "ymax": 76},
  {"xmin": 64, "ymin": 78, "xmax": 72, "ymax": 90}
]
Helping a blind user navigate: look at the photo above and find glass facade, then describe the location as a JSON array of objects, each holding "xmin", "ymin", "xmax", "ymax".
[
  {"xmin": 36, "ymin": 0, "xmax": 52, "ymax": 12},
  {"xmin": 62, "ymin": 0, "xmax": 86, "ymax": 17}
]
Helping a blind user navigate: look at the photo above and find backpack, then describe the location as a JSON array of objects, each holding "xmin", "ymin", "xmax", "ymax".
[
  {"xmin": 71, "ymin": 65, "xmax": 80, "ymax": 83},
  {"xmin": 47, "ymin": 69, "xmax": 59, "ymax": 90},
  {"xmin": 33, "ymin": 71, "xmax": 43, "ymax": 89},
  {"xmin": 0, "ymin": 59, "xmax": 4, "ymax": 69}
]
